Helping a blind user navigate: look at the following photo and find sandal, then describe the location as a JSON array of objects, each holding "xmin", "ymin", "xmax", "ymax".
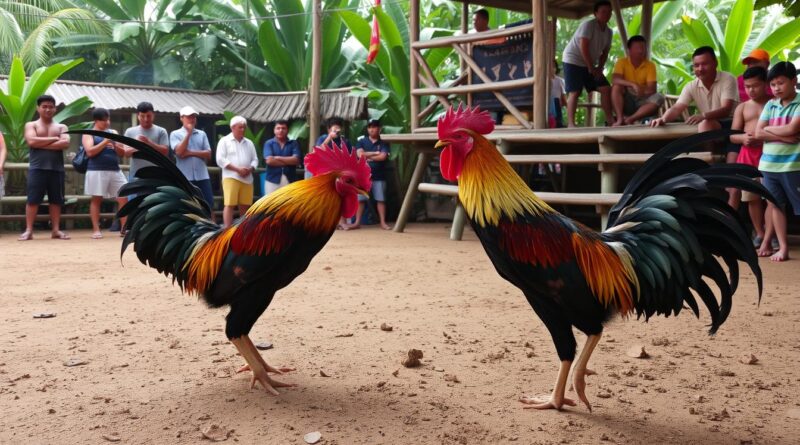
[
  {"xmin": 52, "ymin": 231, "xmax": 71, "ymax": 240},
  {"xmin": 91, "ymin": 232, "xmax": 103, "ymax": 240},
  {"xmin": 18, "ymin": 231, "xmax": 33, "ymax": 241}
]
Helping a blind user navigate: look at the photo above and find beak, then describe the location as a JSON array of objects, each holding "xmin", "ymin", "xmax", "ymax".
[
  {"xmin": 356, "ymin": 187, "xmax": 370, "ymax": 197},
  {"xmin": 434, "ymin": 140, "xmax": 451, "ymax": 149}
]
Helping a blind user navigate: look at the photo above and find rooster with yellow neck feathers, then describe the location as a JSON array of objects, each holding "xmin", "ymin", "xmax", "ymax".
[
  {"xmin": 434, "ymin": 106, "xmax": 771, "ymax": 412},
  {"xmin": 73, "ymin": 129, "xmax": 371, "ymax": 396}
]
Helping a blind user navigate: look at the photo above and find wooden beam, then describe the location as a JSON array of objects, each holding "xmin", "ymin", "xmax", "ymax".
[
  {"xmin": 611, "ymin": 0, "xmax": 629, "ymax": 57},
  {"xmin": 460, "ymin": 2, "xmax": 469, "ymax": 74},
  {"xmin": 641, "ymin": 0, "xmax": 654, "ymax": 55},
  {"xmin": 410, "ymin": 0, "xmax": 420, "ymax": 131},
  {"xmin": 532, "ymin": 0, "xmax": 548, "ymax": 129},
  {"xmin": 394, "ymin": 150, "xmax": 433, "ymax": 232},
  {"xmin": 412, "ymin": 50, "xmax": 451, "ymax": 109},
  {"xmin": 450, "ymin": 44, "xmax": 532, "ymax": 129},
  {"xmin": 308, "ymin": 0, "xmax": 322, "ymax": 153},
  {"xmin": 412, "ymin": 23, "xmax": 535, "ymax": 49},
  {"xmin": 413, "ymin": 77, "xmax": 534, "ymax": 96}
]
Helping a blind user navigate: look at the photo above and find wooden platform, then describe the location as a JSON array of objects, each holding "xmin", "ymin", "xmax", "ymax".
[{"xmin": 388, "ymin": 124, "xmax": 709, "ymax": 240}]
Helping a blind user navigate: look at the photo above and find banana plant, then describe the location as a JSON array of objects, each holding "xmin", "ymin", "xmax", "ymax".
[
  {"xmin": 0, "ymin": 57, "xmax": 92, "ymax": 163},
  {"xmin": 681, "ymin": 0, "xmax": 800, "ymax": 76}
]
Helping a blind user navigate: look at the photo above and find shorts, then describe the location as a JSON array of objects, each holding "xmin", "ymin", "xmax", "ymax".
[
  {"xmin": 358, "ymin": 180, "xmax": 387, "ymax": 202},
  {"xmin": 264, "ymin": 175, "xmax": 290, "ymax": 196},
  {"xmin": 762, "ymin": 171, "xmax": 800, "ymax": 215},
  {"xmin": 223, "ymin": 178, "xmax": 254, "ymax": 206},
  {"xmin": 27, "ymin": 169, "xmax": 65, "ymax": 205},
  {"xmin": 563, "ymin": 62, "xmax": 610, "ymax": 94},
  {"xmin": 623, "ymin": 91, "xmax": 665, "ymax": 115},
  {"xmin": 85, "ymin": 170, "xmax": 127, "ymax": 199},
  {"xmin": 736, "ymin": 145, "xmax": 763, "ymax": 167},
  {"xmin": 741, "ymin": 177, "xmax": 762, "ymax": 202}
]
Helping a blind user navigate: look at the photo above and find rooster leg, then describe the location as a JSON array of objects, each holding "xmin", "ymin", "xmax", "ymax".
[
  {"xmin": 230, "ymin": 337, "xmax": 296, "ymax": 395},
  {"xmin": 571, "ymin": 333, "xmax": 602, "ymax": 412},
  {"xmin": 520, "ymin": 360, "xmax": 577, "ymax": 410},
  {"xmin": 236, "ymin": 336, "xmax": 296, "ymax": 375}
]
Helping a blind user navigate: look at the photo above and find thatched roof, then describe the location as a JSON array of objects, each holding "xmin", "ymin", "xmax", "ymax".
[
  {"xmin": 223, "ymin": 86, "xmax": 368, "ymax": 123},
  {"xmin": 0, "ymin": 77, "xmax": 367, "ymax": 123}
]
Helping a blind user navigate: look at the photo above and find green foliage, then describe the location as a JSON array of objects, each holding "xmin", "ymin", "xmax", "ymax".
[{"xmin": 0, "ymin": 56, "xmax": 91, "ymax": 162}]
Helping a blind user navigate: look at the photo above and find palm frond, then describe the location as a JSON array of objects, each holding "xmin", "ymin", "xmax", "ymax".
[{"xmin": 20, "ymin": 8, "xmax": 109, "ymax": 70}]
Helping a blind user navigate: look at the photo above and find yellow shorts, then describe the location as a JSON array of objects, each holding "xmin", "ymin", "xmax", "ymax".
[{"xmin": 222, "ymin": 178, "xmax": 254, "ymax": 206}]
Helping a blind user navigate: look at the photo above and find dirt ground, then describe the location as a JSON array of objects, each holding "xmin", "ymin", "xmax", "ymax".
[{"xmin": 0, "ymin": 223, "xmax": 798, "ymax": 444}]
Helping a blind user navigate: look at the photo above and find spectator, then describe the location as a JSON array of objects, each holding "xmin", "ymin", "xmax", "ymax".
[
  {"xmin": 19, "ymin": 95, "xmax": 71, "ymax": 241},
  {"xmin": 263, "ymin": 119, "xmax": 301, "ymax": 195},
  {"xmin": 473, "ymin": 8, "xmax": 490, "ymax": 32},
  {"xmin": 755, "ymin": 61, "xmax": 800, "ymax": 262},
  {"xmin": 611, "ymin": 35, "xmax": 664, "ymax": 126},
  {"xmin": 309, "ymin": 117, "xmax": 350, "ymax": 180},
  {"xmin": 0, "ymin": 132, "xmax": 6, "ymax": 200},
  {"xmin": 550, "ymin": 60, "xmax": 567, "ymax": 128},
  {"xmin": 82, "ymin": 108, "xmax": 128, "ymax": 239},
  {"xmin": 171, "ymin": 106, "xmax": 213, "ymax": 209},
  {"xmin": 650, "ymin": 46, "xmax": 738, "ymax": 134},
  {"xmin": 123, "ymin": 101, "xmax": 171, "ymax": 188},
  {"xmin": 738, "ymin": 48, "xmax": 773, "ymax": 102},
  {"xmin": 351, "ymin": 119, "xmax": 391, "ymax": 230},
  {"xmin": 562, "ymin": 1, "xmax": 614, "ymax": 127},
  {"xmin": 729, "ymin": 66, "xmax": 771, "ymax": 250},
  {"xmin": 216, "ymin": 116, "xmax": 258, "ymax": 228}
]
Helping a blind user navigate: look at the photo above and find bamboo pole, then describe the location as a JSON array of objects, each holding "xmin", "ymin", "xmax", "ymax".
[
  {"xmin": 641, "ymin": 0, "xmax": 654, "ymax": 55},
  {"xmin": 532, "ymin": 0, "xmax": 547, "ymax": 129},
  {"xmin": 410, "ymin": 0, "xmax": 420, "ymax": 131},
  {"xmin": 308, "ymin": 0, "xmax": 322, "ymax": 152},
  {"xmin": 611, "ymin": 0, "xmax": 629, "ymax": 56}
]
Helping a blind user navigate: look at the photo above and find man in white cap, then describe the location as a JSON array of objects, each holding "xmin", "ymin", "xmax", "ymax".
[
  {"xmin": 170, "ymin": 106, "xmax": 213, "ymax": 208},
  {"xmin": 216, "ymin": 116, "xmax": 258, "ymax": 227}
]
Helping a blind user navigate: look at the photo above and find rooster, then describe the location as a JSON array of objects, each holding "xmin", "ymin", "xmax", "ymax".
[
  {"xmin": 73, "ymin": 129, "xmax": 371, "ymax": 395},
  {"xmin": 433, "ymin": 106, "xmax": 772, "ymax": 412}
]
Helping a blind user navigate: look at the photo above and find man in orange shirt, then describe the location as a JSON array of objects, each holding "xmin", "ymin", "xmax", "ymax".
[{"xmin": 610, "ymin": 35, "xmax": 664, "ymax": 126}]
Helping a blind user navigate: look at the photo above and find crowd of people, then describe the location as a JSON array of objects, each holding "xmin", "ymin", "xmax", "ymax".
[
  {"xmin": 474, "ymin": 2, "xmax": 798, "ymax": 261},
  {"xmin": 11, "ymin": 99, "xmax": 392, "ymax": 240}
]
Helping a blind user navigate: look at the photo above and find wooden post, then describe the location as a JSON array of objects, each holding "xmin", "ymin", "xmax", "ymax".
[
  {"xmin": 308, "ymin": 0, "xmax": 322, "ymax": 153},
  {"xmin": 450, "ymin": 204, "xmax": 467, "ymax": 240},
  {"xmin": 461, "ymin": 2, "xmax": 469, "ymax": 74},
  {"xmin": 597, "ymin": 135, "xmax": 618, "ymax": 228},
  {"xmin": 532, "ymin": 0, "xmax": 547, "ymax": 129},
  {"xmin": 586, "ymin": 91, "xmax": 598, "ymax": 127},
  {"xmin": 610, "ymin": 0, "xmax": 629, "ymax": 56},
  {"xmin": 393, "ymin": 150, "xmax": 433, "ymax": 233},
  {"xmin": 641, "ymin": 0, "xmax": 654, "ymax": 55},
  {"xmin": 410, "ymin": 0, "xmax": 420, "ymax": 131}
]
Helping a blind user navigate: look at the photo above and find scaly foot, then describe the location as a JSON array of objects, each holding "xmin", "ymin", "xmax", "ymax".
[
  {"xmin": 520, "ymin": 394, "xmax": 577, "ymax": 410},
  {"xmin": 572, "ymin": 368, "xmax": 594, "ymax": 412},
  {"xmin": 237, "ymin": 364, "xmax": 296, "ymax": 375}
]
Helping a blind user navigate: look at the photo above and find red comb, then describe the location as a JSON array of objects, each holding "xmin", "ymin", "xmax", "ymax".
[
  {"xmin": 303, "ymin": 142, "xmax": 371, "ymax": 183},
  {"xmin": 437, "ymin": 104, "xmax": 495, "ymax": 139}
]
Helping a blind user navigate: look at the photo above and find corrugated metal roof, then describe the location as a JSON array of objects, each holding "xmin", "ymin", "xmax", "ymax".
[
  {"xmin": 0, "ymin": 76, "xmax": 229, "ymax": 115},
  {"xmin": 1, "ymin": 77, "xmax": 368, "ymax": 123},
  {"xmin": 225, "ymin": 87, "xmax": 368, "ymax": 123}
]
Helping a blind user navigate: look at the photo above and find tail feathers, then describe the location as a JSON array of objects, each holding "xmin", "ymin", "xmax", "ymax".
[
  {"xmin": 603, "ymin": 130, "xmax": 775, "ymax": 333},
  {"xmin": 69, "ymin": 130, "xmax": 219, "ymax": 288}
]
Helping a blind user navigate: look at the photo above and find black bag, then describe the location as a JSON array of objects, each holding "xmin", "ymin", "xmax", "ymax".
[{"xmin": 72, "ymin": 146, "xmax": 89, "ymax": 174}]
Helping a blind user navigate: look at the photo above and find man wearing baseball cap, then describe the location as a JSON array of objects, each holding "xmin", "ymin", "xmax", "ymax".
[
  {"xmin": 739, "ymin": 48, "xmax": 773, "ymax": 102},
  {"xmin": 170, "ymin": 106, "xmax": 214, "ymax": 209}
]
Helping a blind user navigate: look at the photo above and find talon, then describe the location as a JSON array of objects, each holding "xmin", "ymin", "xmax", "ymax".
[{"xmin": 520, "ymin": 395, "xmax": 576, "ymax": 410}]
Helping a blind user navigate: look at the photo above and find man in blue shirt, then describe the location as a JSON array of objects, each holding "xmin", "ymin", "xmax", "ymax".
[
  {"xmin": 263, "ymin": 119, "xmax": 301, "ymax": 195},
  {"xmin": 350, "ymin": 119, "xmax": 391, "ymax": 230},
  {"xmin": 308, "ymin": 117, "xmax": 351, "ymax": 180},
  {"xmin": 170, "ymin": 106, "xmax": 213, "ymax": 209}
]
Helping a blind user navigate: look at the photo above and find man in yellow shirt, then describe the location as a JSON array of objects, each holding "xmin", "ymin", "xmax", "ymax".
[{"xmin": 611, "ymin": 35, "xmax": 664, "ymax": 126}]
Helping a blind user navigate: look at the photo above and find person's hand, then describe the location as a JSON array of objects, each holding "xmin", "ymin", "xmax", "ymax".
[
  {"xmin": 649, "ymin": 117, "xmax": 665, "ymax": 127},
  {"xmin": 328, "ymin": 129, "xmax": 339, "ymax": 139},
  {"xmin": 591, "ymin": 66, "xmax": 604, "ymax": 79},
  {"xmin": 184, "ymin": 122, "xmax": 195, "ymax": 133},
  {"xmin": 629, "ymin": 84, "xmax": 641, "ymax": 97},
  {"xmin": 239, "ymin": 167, "xmax": 251, "ymax": 177},
  {"xmin": 685, "ymin": 113, "xmax": 706, "ymax": 125},
  {"xmin": 743, "ymin": 133, "xmax": 755, "ymax": 146},
  {"xmin": 137, "ymin": 135, "xmax": 152, "ymax": 145}
]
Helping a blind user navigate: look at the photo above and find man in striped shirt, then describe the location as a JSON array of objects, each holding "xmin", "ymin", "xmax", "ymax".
[{"xmin": 755, "ymin": 61, "xmax": 800, "ymax": 262}]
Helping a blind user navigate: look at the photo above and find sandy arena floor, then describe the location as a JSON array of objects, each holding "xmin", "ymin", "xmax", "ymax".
[{"xmin": 0, "ymin": 224, "xmax": 798, "ymax": 444}]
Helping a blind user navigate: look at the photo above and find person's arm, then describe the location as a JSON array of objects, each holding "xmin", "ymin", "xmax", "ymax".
[
  {"xmin": 698, "ymin": 99, "xmax": 736, "ymax": 122},
  {"xmin": 51, "ymin": 124, "xmax": 71, "ymax": 149},
  {"xmin": 372, "ymin": 142, "xmax": 389, "ymax": 162},
  {"xmin": 24, "ymin": 122, "xmax": 60, "ymax": 149},
  {"xmin": 82, "ymin": 133, "xmax": 113, "ymax": 157},
  {"xmin": 193, "ymin": 133, "xmax": 212, "ymax": 161},
  {"xmin": 137, "ymin": 130, "xmax": 169, "ymax": 156},
  {"xmin": 216, "ymin": 139, "xmax": 233, "ymax": 170},
  {"xmin": 578, "ymin": 38, "xmax": 594, "ymax": 71},
  {"xmin": 611, "ymin": 73, "xmax": 639, "ymax": 91},
  {"xmin": 264, "ymin": 141, "xmax": 286, "ymax": 166},
  {"xmin": 248, "ymin": 141, "xmax": 259, "ymax": 170},
  {"xmin": 729, "ymin": 103, "xmax": 747, "ymax": 145},
  {"xmin": 110, "ymin": 130, "xmax": 126, "ymax": 157},
  {"xmin": 279, "ymin": 141, "xmax": 301, "ymax": 166},
  {"xmin": 650, "ymin": 102, "xmax": 688, "ymax": 126},
  {"xmin": 0, "ymin": 132, "xmax": 7, "ymax": 175},
  {"xmin": 765, "ymin": 115, "xmax": 800, "ymax": 136},
  {"xmin": 173, "ymin": 129, "xmax": 191, "ymax": 158},
  {"xmin": 643, "ymin": 81, "xmax": 657, "ymax": 97}
]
